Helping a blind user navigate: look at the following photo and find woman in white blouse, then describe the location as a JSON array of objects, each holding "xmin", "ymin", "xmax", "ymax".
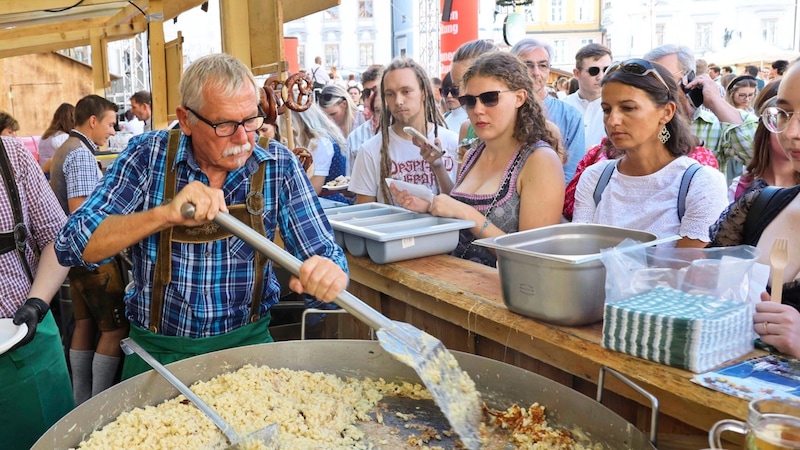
[{"xmin": 572, "ymin": 59, "xmax": 728, "ymax": 248}]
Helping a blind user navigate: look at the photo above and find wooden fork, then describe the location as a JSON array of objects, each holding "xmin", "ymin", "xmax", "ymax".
[{"xmin": 770, "ymin": 238, "xmax": 789, "ymax": 303}]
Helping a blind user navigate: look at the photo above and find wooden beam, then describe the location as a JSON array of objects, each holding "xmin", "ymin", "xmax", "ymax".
[
  {"xmin": 283, "ymin": 0, "xmax": 340, "ymax": 22},
  {"xmin": 162, "ymin": 0, "xmax": 208, "ymax": 21},
  {"xmin": 249, "ymin": 0, "xmax": 284, "ymax": 76},
  {"xmin": 220, "ymin": 0, "xmax": 252, "ymax": 65},
  {"xmin": 0, "ymin": 20, "xmax": 145, "ymax": 59},
  {"xmin": 89, "ymin": 28, "xmax": 110, "ymax": 93},
  {"xmin": 104, "ymin": 2, "xmax": 149, "ymax": 27},
  {"xmin": 3, "ymin": 0, "xmax": 126, "ymax": 16},
  {"xmin": 0, "ymin": 17, "xmax": 106, "ymax": 41},
  {"xmin": 148, "ymin": 0, "xmax": 169, "ymax": 130}
]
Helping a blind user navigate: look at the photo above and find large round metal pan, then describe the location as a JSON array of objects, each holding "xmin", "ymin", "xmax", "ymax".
[{"xmin": 33, "ymin": 340, "xmax": 655, "ymax": 449}]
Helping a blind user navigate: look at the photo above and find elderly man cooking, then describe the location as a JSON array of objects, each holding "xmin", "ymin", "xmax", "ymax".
[{"xmin": 56, "ymin": 53, "xmax": 348, "ymax": 379}]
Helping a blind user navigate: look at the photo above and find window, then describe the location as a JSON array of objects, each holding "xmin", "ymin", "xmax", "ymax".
[
  {"xmin": 655, "ymin": 24, "xmax": 665, "ymax": 47},
  {"xmin": 359, "ymin": 0, "xmax": 373, "ymax": 18},
  {"xmin": 762, "ymin": 19, "xmax": 778, "ymax": 44},
  {"xmin": 577, "ymin": 0, "xmax": 593, "ymax": 22},
  {"xmin": 324, "ymin": 6, "xmax": 339, "ymax": 20},
  {"xmin": 580, "ymin": 38, "xmax": 594, "ymax": 46},
  {"xmin": 325, "ymin": 44, "xmax": 339, "ymax": 68},
  {"xmin": 552, "ymin": 39, "xmax": 566, "ymax": 64},
  {"xmin": 359, "ymin": 43, "xmax": 374, "ymax": 66},
  {"xmin": 524, "ymin": 4, "xmax": 538, "ymax": 23},
  {"xmin": 550, "ymin": 0, "xmax": 564, "ymax": 23},
  {"xmin": 297, "ymin": 45, "xmax": 305, "ymax": 69},
  {"xmin": 695, "ymin": 23, "xmax": 711, "ymax": 50}
]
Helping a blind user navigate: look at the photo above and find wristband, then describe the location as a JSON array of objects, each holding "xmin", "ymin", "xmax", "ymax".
[{"xmin": 25, "ymin": 297, "xmax": 50, "ymax": 322}]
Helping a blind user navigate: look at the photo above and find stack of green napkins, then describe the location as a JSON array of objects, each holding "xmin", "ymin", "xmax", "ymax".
[{"xmin": 602, "ymin": 286, "xmax": 754, "ymax": 373}]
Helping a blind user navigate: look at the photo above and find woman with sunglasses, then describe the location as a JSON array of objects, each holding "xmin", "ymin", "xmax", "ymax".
[
  {"xmin": 319, "ymin": 84, "xmax": 359, "ymax": 140},
  {"xmin": 709, "ymin": 62, "xmax": 800, "ymax": 358},
  {"xmin": 573, "ymin": 59, "xmax": 728, "ymax": 248},
  {"xmin": 725, "ymin": 75, "xmax": 759, "ymax": 113},
  {"xmin": 390, "ymin": 51, "xmax": 564, "ymax": 267},
  {"xmin": 289, "ymin": 103, "xmax": 349, "ymax": 204}
]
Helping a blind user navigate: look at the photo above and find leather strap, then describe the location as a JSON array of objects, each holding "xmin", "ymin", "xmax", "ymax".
[
  {"xmin": 0, "ymin": 138, "xmax": 33, "ymax": 283},
  {"xmin": 150, "ymin": 130, "xmax": 268, "ymax": 332}
]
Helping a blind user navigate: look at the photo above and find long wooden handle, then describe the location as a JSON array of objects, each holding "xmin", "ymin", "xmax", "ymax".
[{"xmin": 180, "ymin": 204, "xmax": 394, "ymax": 332}]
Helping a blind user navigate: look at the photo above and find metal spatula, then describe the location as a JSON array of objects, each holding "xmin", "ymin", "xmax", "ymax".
[
  {"xmin": 180, "ymin": 203, "xmax": 483, "ymax": 449},
  {"xmin": 120, "ymin": 338, "xmax": 278, "ymax": 449}
]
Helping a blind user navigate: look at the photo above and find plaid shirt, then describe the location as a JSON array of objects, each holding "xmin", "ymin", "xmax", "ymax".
[
  {"xmin": 0, "ymin": 137, "xmax": 67, "ymax": 318},
  {"xmin": 55, "ymin": 131, "xmax": 347, "ymax": 337},
  {"xmin": 691, "ymin": 108, "xmax": 757, "ymax": 181}
]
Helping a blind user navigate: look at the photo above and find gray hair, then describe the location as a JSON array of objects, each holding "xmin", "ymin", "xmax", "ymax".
[
  {"xmin": 179, "ymin": 53, "xmax": 258, "ymax": 115},
  {"xmin": 510, "ymin": 38, "xmax": 554, "ymax": 62},
  {"xmin": 452, "ymin": 39, "xmax": 498, "ymax": 63},
  {"xmin": 643, "ymin": 44, "xmax": 696, "ymax": 73}
]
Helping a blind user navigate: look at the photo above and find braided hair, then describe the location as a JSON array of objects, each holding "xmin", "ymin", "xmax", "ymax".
[{"xmin": 377, "ymin": 58, "xmax": 447, "ymax": 204}]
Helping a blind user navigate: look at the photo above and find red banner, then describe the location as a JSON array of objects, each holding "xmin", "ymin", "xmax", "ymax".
[{"xmin": 440, "ymin": 0, "xmax": 479, "ymax": 78}]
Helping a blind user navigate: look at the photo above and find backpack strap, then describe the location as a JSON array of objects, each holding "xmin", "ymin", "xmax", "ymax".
[
  {"xmin": 593, "ymin": 160, "xmax": 617, "ymax": 206},
  {"xmin": 677, "ymin": 163, "xmax": 701, "ymax": 221}
]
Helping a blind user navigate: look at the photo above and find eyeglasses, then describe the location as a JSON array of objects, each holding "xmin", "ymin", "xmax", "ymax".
[
  {"xmin": 736, "ymin": 92, "xmax": 756, "ymax": 100},
  {"xmin": 604, "ymin": 59, "xmax": 671, "ymax": 93},
  {"xmin": 439, "ymin": 87, "xmax": 460, "ymax": 98},
  {"xmin": 761, "ymin": 106, "xmax": 800, "ymax": 133},
  {"xmin": 586, "ymin": 65, "xmax": 610, "ymax": 76},
  {"xmin": 319, "ymin": 93, "xmax": 346, "ymax": 104},
  {"xmin": 458, "ymin": 90, "xmax": 513, "ymax": 108},
  {"xmin": 524, "ymin": 61, "xmax": 551, "ymax": 72},
  {"xmin": 185, "ymin": 107, "xmax": 265, "ymax": 137}
]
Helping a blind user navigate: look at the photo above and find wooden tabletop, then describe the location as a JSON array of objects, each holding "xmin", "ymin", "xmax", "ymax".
[{"xmin": 345, "ymin": 253, "xmax": 756, "ymax": 435}]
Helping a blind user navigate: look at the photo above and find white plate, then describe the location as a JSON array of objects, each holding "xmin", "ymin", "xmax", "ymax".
[
  {"xmin": 385, "ymin": 178, "xmax": 434, "ymax": 203},
  {"xmin": 323, "ymin": 183, "xmax": 350, "ymax": 191},
  {"xmin": 0, "ymin": 318, "xmax": 27, "ymax": 355}
]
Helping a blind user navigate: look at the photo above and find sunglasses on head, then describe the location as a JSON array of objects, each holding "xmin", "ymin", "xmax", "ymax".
[
  {"xmin": 604, "ymin": 59, "xmax": 671, "ymax": 93},
  {"xmin": 319, "ymin": 93, "xmax": 345, "ymax": 104},
  {"xmin": 439, "ymin": 86, "xmax": 460, "ymax": 98},
  {"xmin": 586, "ymin": 66, "xmax": 609, "ymax": 76},
  {"xmin": 458, "ymin": 90, "xmax": 512, "ymax": 108}
]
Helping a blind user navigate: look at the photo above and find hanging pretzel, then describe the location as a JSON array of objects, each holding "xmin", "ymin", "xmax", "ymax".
[
  {"xmin": 259, "ymin": 85, "xmax": 278, "ymax": 124},
  {"xmin": 285, "ymin": 72, "xmax": 314, "ymax": 112},
  {"xmin": 264, "ymin": 75, "xmax": 286, "ymax": 116},
  {"xmin": 292, "ymin": 147, "xmax": 314, "ymax": 177}
]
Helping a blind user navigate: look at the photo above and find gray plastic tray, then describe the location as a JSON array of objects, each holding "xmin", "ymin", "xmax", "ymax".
[{"xmin": 323, "ymin": 202, "xmax": 474, "ymax": 263}]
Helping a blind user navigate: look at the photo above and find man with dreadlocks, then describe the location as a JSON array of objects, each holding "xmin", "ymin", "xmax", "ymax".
[{"xmin": 349, "ymin": 58, "xmax": 459, "ymax": 204}]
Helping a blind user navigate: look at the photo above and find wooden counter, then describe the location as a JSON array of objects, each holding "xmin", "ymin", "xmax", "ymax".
[{"xmin": 336, "ymin": 253, "xmax": 755, "ymax": 448}]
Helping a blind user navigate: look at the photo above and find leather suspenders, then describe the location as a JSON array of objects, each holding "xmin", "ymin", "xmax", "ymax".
[
  {"xmin": 0, "ymin": 138, "xmax": 34, "ymax": 283},
  {"xmin": 149, "ymin": 130, "xmax": 268, "ymax": 332}
]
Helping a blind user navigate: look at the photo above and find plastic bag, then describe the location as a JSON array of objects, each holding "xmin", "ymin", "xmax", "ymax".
[{"xmin": 600, "ymin": 242, "xmax": 762, "ymax": 305}]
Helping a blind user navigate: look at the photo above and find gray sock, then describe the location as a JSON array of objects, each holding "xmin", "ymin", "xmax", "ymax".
[
  {"xmin": 92, "ymin": 353, "xmax": 121, "ymax": 397},
  {"xmin": 69, "ymin": 349, "xmax": 94, "ymax": 405}
]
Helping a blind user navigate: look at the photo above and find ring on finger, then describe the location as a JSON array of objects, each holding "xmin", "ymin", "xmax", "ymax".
[{"xmin": 763, "ymin": 322, "xmax": 769, "ymax": 334}]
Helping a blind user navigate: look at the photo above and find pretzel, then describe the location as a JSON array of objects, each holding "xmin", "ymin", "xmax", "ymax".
[
  {"xmin": 285, "ymin": 72, "xmax": 314, "ymax": 112},
  {"xmin": 264, "ymin": 76, "xmax": 286, "ymax": 116},
  {"xmin": 292, "ymin": 146, "xmax": 314, "ymax": 176},
  {"xmin": 259, "ymin": 85, "xmax": 278, "ymax": 124}
]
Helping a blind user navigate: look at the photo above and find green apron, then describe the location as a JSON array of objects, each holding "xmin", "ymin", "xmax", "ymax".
[
  {"xmin": 0, "ymin": 312, "xmax": 74, "ymax": 450},
  {"xmin": 121, "ymin": 312, "xmax": 273, "ymax": 380}
]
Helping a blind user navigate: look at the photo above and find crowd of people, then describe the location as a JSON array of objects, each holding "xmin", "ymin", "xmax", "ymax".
[{"xmin": 0, "ymin": 42, "xmax": 798, "ymax": 448}]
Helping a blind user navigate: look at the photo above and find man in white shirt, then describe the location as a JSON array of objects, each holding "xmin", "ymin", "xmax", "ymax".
[
  {"xmin": 562, "ymin": 43, "xmax": 612, "ymax": 149},
  {"xmin": 310, "ymin": 56, "xmax": 331, "ymax": 89},
  {"xmin": 129, "ymin": 91, "xmax": 152, "ymax": 132},
  {"xmin": 349, "ymin": 58, "xmax": 458, "ymax": 204}
]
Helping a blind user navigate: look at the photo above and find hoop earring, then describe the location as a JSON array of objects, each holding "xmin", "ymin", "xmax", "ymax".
[{"xmin": 659, "ymin": 125, "xmax": 671, "ymax": 144}]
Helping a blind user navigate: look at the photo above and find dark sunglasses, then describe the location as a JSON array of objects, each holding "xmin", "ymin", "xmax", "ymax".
[
  {"xmin": 318, "ymin": 93, "xmax": 345, "ymax": 104},
  {"xmin": 439, "ymin": 87, "xmax": 460, "ymax": 97},
  {"xmin": 361, "ymin": 87, "xmax": 375, "ymax": 100},
  {"xmin": 586, "ymin": 65, "xmax": 609, "ymax": 76},
  {"xmin": 458, "ymin": 90, "xmax": 512, "ymax": 108},
  {"xmin": 604, "ymin": 59, "xmax": 670, "ymax": 93}
]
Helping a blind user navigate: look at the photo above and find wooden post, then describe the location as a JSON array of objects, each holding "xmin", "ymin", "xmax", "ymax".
[
  {"xmin": 148, "ymin": 0, "xmax": 169, "ymax": 130},
  {"xmin": 89, "ymin": 29, "xmax": 109, "ymax": 96},
  {"xmin": 219, "ymin": 0, "xmax": 252, "ymax": 65}
]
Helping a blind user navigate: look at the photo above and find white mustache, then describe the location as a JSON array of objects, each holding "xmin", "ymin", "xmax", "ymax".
[{"xmin": 221, "ymin": 142, "xmax": 252, "ymax": 157}]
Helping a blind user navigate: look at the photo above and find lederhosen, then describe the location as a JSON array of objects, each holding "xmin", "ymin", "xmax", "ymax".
[
  {"xmin": 0, "ymin": 138, "xmax": 74, "ymax": 449},
  {"xmin": 122, "ymin": 130, "xmax": 273, "ymax": 379}
]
